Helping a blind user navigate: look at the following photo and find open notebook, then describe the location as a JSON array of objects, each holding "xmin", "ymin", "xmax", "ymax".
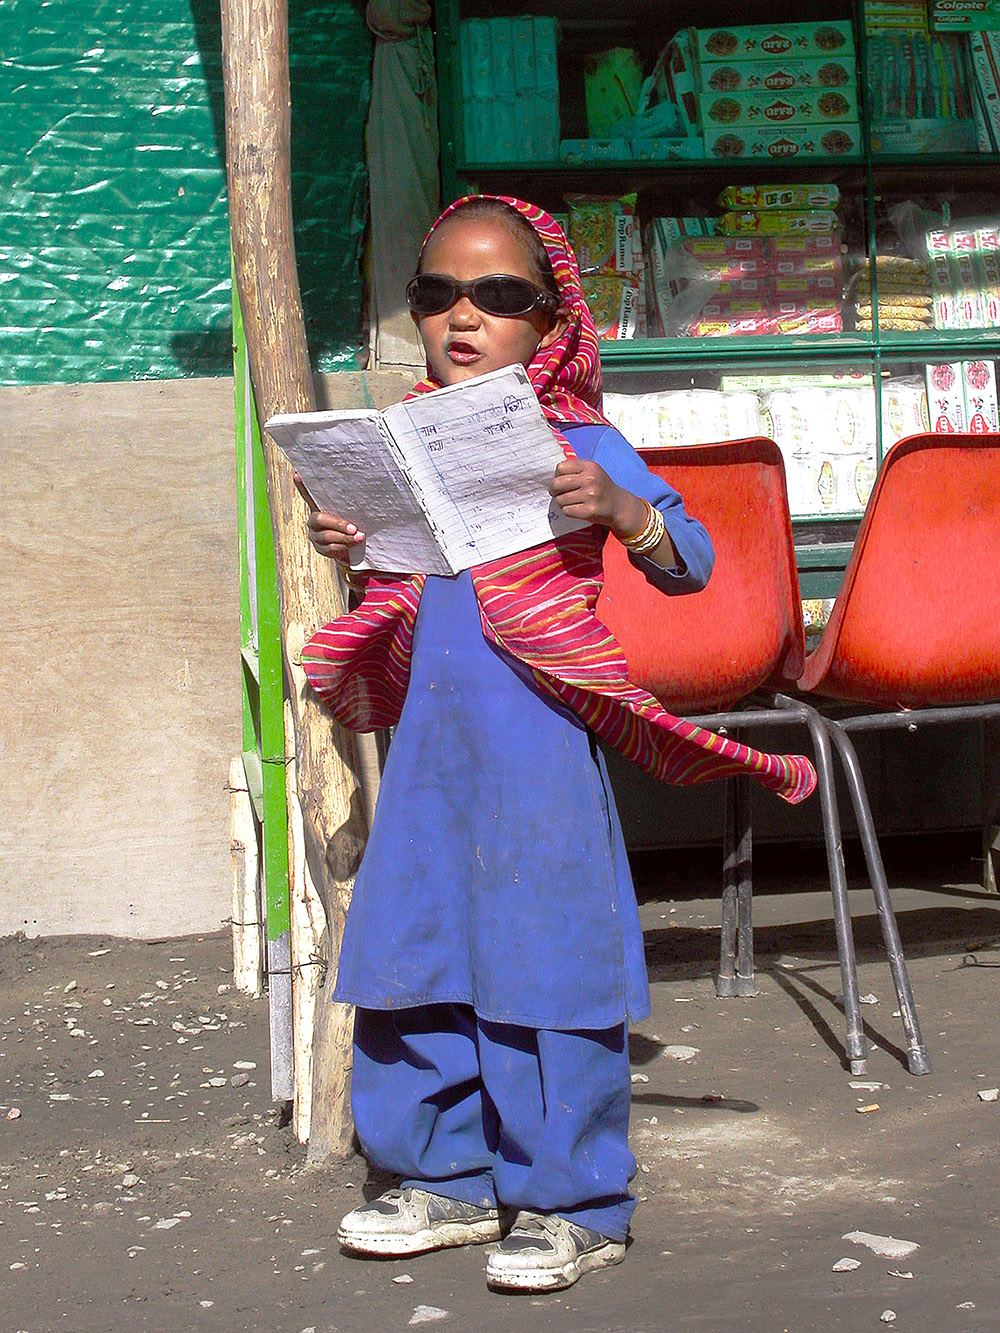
[{"xmin": 265, "ymin": 365, "xmax": 586, "ymax": 575}]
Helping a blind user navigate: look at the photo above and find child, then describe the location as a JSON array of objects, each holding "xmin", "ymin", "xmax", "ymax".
[{"xmin": 302, "ymin": 195, "xmax": 815, "ymax": 1293}]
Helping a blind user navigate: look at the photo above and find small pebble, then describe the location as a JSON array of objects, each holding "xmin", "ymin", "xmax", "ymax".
[
  {"xmin": 231, "ymin": 1073, "xmax": 251, "ymax": 1088},
  {"xmin": 977, "ymin": 1087, "xmax": 999, "ymax": 1102},
  {"xmin": 207, "ymin": 1077, "xmax": 227, "ymax": 1087},
  {"xmin": 888, "ymin": 1269, "xmax": 913, "ymax": 1280},
  {"xmin": 88, "ymin": 1069, "xmax": 105, "ymax": 1079},
  {"xmin": 393, "ymin": 1274, "xmax": 414, "ymax": 1284},
  {"xmin": 234, "ymin": 1061, "xmax": 257, "ymax": 1071},
  {"xmin": 63, "ymin": 981, "xmax": 78, "ymax": 994},
  {"xmin": 408, "ymin": 1308, "xmax": 449, "ymax": 1326},
  {"xmin": 832, "ymin": 1257, "xmax": 861, "ymax": 1272},
  {"xmin": 630, "ymin": 1073, "xmax": 649, "ymax": 1084},
  {"xmin": 6, "ymin": 1107, "xmax": 21, "ymax": 1120},
  {"xmin": 881, "ymin": 1311, "xmax": 896, "ymax": 1324},
  {"xmin": 122, "ymin": 1173, "xmax": 140, "ymax": 1188},
  {"xmin": 856, "ymin": 1104, "xmax": 879, "ymax": 1114}
]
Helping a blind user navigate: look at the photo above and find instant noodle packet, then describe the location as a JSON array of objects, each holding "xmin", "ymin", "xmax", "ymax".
[{"xmin": 567, "ymin": 193, "xmax": 638, "ymax": 276}]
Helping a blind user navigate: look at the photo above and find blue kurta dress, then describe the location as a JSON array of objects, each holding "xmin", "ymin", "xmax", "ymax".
[{"xmin": 332, "ymin": 424, "xmax": 714, "ymax": 1031}]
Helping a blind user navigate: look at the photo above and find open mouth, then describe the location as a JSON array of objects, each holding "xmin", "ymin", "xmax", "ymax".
[{"xmin": 447, "ymin": 340, "xmax": 481, "ymax": 364}]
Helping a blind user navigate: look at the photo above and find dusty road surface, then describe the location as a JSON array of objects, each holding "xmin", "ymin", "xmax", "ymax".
[{"xmin": 2, "ymin": 837, "xmax": 999, "ymax": 1332}]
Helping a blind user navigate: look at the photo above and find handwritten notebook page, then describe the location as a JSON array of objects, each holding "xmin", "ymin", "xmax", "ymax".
[
  {"xmin": 263, "ymin": 411, "xmax": 452, "ymax": 575},
  {"xmin": 382, "ymin": 365, "xmax": 586, "ymax": 570}
]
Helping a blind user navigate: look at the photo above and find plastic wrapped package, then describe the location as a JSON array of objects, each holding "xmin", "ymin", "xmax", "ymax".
[
  {"xmin": 602, "ymin": 389, "xmax": 762, "ymax": 449},
  {"xmin": 718, "ymin": 209, "xmax": 840, "ymax": 235},
  {"xmin": 567, "ymin": 193, "xmax": 639, "ymax": 276},
  {"xmin": 718, "ymin": 182, "xmax": 841, "ymax": 210},
  {"xmin": 881, "ymin": 376, "xmax": 931, "ymax": 446},
  {"xmin": 760, "ymin": 385, "xmax": 877, "ymax": 515},
  {"xmin": 581, "ymin": 274, "xmax": 639, "ymax": 338}
]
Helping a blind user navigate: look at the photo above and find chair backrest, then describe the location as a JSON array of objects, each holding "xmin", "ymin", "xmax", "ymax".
[
  {"xmin": 596, "ymin": 437, "xmax": 804, "ymax": 714},
  {"xmin": 798, "ymin": 433, "xmax": 1000, "ymax": 706}
]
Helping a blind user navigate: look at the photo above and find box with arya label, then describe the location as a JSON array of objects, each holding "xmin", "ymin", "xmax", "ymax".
[
  {"xmin": 703, "ymin": 57, "xmax": 856, "ymax": 94},
  {"xmin": 697, "ymin": 21, "xmax": 855, "ymax": 65},
  {"xmin": 703, "ymin": 86, "xmax": 859, "ymax": 128},
  {"xmin": 705, "ymin": 123, "xmax": 862, "ymax": 159}
]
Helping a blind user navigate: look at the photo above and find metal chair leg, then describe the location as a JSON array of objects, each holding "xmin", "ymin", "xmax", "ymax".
[
  {"xmin": 984, "ymin": 718, "xmax": 1000, "ymax": 895},
  {"xmin": 784, "ymin": 701, "xmax": 869, "ymax": 1074},
  {"xmin": 717, "ymin": 774, "xmax": 755, "ymax": 997},
  {"xmin": 826, "ymin": 720, "xmax": 932, "ymax": 1076}
]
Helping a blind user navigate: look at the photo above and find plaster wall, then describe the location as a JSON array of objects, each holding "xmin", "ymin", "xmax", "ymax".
[{"xmin": 1, "ymin": 378, "xmax": 239, "ymax": 937}]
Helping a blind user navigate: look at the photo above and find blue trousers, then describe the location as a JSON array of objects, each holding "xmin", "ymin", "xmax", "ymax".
[{"xmin": 352, "ymin": 1003, "xmax": 636, "ymax": 1242}]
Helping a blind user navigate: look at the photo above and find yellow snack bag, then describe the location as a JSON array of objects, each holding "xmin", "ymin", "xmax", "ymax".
[{"xmin": 567, "ymin": 193, "xmax": 639, "ymax": 276}]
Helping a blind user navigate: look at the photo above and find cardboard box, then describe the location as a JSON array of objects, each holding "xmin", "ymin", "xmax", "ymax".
[
  {"xmin": 870, "ymin": 119, "xmax": 979, "ymax": 154},
  {"xmin": 962, "ymin": 358, "xmax": 999, "ymax": 430},
  {"xmin": 931, "ymin": 0, "xmax": 1000, "ymax": 30},
  {"xmin": 969, "ymin": 32, "xmax": 1000, "ymax": 147},
  {"xmin": 925, "ymin": 363, "xmax": 968, "ymax": 430},
  {"xmin": 705, "ymin": 122, "xmax": 861, "ymax": 159},
  {"xmin": 697, "ymin": 22, "xmax": 854, "ymax": 64},
  {"xmin": 703, "ymin": 57, "xmax": 856, "ymax": 93},
  {"xmin": 703, "ymin": 86, "xmax": 859, "ymax": 127}
]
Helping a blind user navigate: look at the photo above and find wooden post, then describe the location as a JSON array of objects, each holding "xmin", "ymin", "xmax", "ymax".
[{"xmin": 221, "ymin": 0, "xmax": 367, "ymax": 1158}]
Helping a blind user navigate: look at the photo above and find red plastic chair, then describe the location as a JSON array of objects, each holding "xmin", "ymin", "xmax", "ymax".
[
  {"xmin": 798, "ymin": 432, "xmax": 1000, "ymax": 1018},
  {"xmin": 599, "ymin": 437, "xmax": 929, "ymax": 1075}
]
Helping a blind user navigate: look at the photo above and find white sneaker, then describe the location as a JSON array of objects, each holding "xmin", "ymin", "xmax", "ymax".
[
  {"xmin": 337, "ymin": 1187, "xmax": 502, "ymax": 1256},
  {"xmin": 485, "ymin": 1210, "xmax": 625, "ymax": 1291}
]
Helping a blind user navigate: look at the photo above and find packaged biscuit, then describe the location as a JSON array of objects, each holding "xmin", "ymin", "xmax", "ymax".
[
  {"xmin": 687, "ymin": 313, "xmax": 776, "ymax": 336},
  {"xmin": 772, "ymin": 304, "xmax": 843, "ymax": 333},
  {"xmin": 705, "ymin": 122, "xmax": 862, "ymax": 159},
  {"xmin": 775, "ymin": 272, "xmax": 842, "ymax": 297},
  {"xmin": 925, "ymin": 362, "xmax": 967, "ymax": 430},
  {"xmin": 855, "ymin": 300, "xmax": 933, "ymax": 319},
  {"xmin": 772, "ymin": 235, "xmax": 844, "ymax": 276},
  {"xmin": 963, "ymin": 358, "xmax": 999, "ymax": 431},
  {"xmin": 581, "ymin": 274, "xmax": 639, "ymax": 338},
  {"xmin": 680, "ymin": 235, "xmax": 773, "ymax": 280},
  {"xmin": 718, "ymin": 209, "xmax": 840, "ymax": 235},
  {"xmin": 697, "ymin": 22, "xmax": 854, "ymax": 64},
  {"xmin": 881, "ymin": 377, "xmax": 931, "ymax": 445},
  {"xmin": 856, "ymin": 316, "xmax": 932, "ymax": 330},
  {"xmin": 718, "ymin": 183, "xmax": 841, "ymax": 210},
  {"xmin": 703, "ymin": 87, "xmax": 859, "ymax": 127},
  {"xmin": 704, "ymin": 57, "xmax": 856, "ymax": 94},
  {"xmin": 567, "ymin": 193, "xmax": 638, "ymax": 276}
]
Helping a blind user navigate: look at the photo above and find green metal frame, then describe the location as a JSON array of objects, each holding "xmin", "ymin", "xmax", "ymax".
[
  {"xmin": 233, "ymin": 274, "xmax": 294, "ymax": 1102},
  {"xmin": 433, "ymin": 0, "xmax": 1000, "ymax": 597}
]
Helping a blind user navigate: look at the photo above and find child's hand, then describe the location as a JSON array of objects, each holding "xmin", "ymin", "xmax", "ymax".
[
  {"xmin": 307, "ymin": 510, "xmax": 365, "ymax": 565},
  {"xmin": 549, "ymin": 458, "xmax": 647, "ymax": 539}
]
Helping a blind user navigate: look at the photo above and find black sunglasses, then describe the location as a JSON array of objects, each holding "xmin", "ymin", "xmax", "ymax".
[{"xmin": 406, "ymin": 272, "xmax": 560, "ymax": 318}]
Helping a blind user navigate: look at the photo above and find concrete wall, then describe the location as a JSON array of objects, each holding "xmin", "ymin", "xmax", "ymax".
[{"xmin": 1, "ymin": 378, "xmax": 239, "ymax": 937}]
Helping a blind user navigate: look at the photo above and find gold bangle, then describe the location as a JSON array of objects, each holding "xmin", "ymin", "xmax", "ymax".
[{"xmin": 620, "ymin": 501, "xmax": 665, "ymax": 555}]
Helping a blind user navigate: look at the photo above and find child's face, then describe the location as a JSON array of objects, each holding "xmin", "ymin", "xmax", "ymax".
[{"xmin": 412, "ymin": 215, "xmax": 566, "ymax": 386}]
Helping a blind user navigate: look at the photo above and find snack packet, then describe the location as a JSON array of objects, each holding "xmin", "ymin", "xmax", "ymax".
[
  {"xmin": 567, "ymin": 193, "xmax": 639, "ymax": 276},
  {"xmin": 581, "ymin": 274, "xmax": 640, "ymax": 338}
]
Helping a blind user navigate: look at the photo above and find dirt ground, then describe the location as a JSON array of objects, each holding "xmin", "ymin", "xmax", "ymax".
[{"xmin": 2, "ymin": 834, "xmax": 999, "ymax": 1333}]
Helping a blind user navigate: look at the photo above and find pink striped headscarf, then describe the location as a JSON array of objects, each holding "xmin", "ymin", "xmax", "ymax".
[{"xmin": 301, "ymin": 197, "xmax": 817, "ymax": 804}]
